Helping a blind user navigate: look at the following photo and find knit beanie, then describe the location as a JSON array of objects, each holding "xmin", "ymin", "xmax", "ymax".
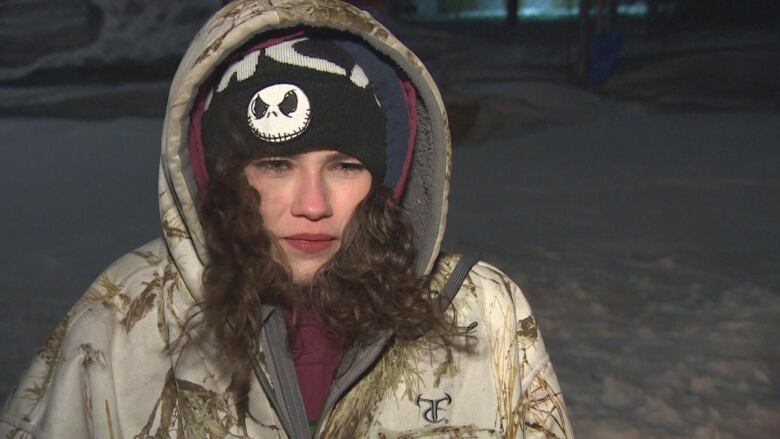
[{"xmin": 200, "ymin": 36, "xmax": 402, "ymax": 187}]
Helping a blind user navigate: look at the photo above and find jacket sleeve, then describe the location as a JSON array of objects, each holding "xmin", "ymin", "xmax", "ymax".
[{"xmin": 472, "ymin": 261, "xmax": 574, "ymax": 439}]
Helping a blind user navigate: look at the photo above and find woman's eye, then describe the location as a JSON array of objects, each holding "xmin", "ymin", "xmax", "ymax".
[
  {"xmin": 332, "ymin": 162, "xmax": 366, "ymax": 174},
  {"xmin": 254, "ymin": 159, "xmax": 292, "ymax": 174}
]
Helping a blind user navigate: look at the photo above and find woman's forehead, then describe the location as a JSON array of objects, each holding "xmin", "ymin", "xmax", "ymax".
[{"xmin": 253, "ymin": 149, "xmax": 362, "ymax": 162}]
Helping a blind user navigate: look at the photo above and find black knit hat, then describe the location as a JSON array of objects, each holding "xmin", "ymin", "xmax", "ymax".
[{"xmin": 201, "ymin": 37, "xmax": 388, "ymax": 184}]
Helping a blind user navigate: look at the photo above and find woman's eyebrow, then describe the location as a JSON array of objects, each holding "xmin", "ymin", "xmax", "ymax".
[{"xmin": 326, "ymin": 151, "xmax": 357, "ymax": 161}]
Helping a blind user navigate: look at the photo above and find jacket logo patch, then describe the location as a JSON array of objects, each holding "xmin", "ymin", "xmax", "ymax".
[{"xmin": 416, "ymin": 393, "xmax": 452, "ymax": 424}]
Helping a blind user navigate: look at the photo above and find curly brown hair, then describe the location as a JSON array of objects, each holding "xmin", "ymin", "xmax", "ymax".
[{"xmin": 196, "ymin": 149, "xmax": 453, "ymax": 414}]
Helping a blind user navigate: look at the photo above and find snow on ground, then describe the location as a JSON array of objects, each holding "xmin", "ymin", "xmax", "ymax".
[
  {"xmin": 1, "ymin": 15, "xmax": 779, "ymax": 439},
  {"xmin": 0, "ymin": 117, "xmax": 161, "ymax": 402},
  {"xmin": 443, "ymin": 90, "xmax": 780, "ymax": 437}
]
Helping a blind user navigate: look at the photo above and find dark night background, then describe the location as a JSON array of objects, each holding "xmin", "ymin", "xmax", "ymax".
[{"xmin": 1, "ymin": 1, "xmax": 778, "ymax": 437}]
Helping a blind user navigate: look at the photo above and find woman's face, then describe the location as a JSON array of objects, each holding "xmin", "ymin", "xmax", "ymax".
[{"xmin": 244, "ymin": 150, "xmax": 372, "ymax": 283}]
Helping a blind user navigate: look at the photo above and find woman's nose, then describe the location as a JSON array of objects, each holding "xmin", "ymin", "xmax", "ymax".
[{"xmin": 290, "ymin": 171, "xmax": 332, "ymax": 220}]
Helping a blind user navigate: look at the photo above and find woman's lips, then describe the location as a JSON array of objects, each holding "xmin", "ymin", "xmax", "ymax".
[{"xmin": 282, "ymin": 234, "xmax": 337, "ymax": 253}]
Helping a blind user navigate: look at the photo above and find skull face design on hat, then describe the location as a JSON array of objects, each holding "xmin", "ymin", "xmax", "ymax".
[
  {"xmin": 200, "ymin": 36, "xmax": 391, "ymax": 186},
  {"xmin": 248, "ymin": 83, "xmax": 311, "ymax": 142}
]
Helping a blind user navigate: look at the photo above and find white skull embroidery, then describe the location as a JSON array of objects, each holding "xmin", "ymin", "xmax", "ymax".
[{"xmin": 247, "ymin": 84, "xmax": 311, "ymax": 143}]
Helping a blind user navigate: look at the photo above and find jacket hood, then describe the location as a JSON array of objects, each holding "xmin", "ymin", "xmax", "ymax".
[{"xmin": 159, "ymin": 0, "xmax": 451, "ymax": 300}]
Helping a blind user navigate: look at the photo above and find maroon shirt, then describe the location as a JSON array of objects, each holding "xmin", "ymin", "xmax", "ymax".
[{"xmin": 285, "ymin": 308, "xmax": 344, "ymax": 423}]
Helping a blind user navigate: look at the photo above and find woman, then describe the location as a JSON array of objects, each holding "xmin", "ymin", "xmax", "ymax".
[{"xmin": 1, "ymin": 1, "xmax": 573, "ymax": 438}]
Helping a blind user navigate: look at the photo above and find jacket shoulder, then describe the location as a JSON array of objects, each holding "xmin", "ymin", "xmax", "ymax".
[
  {"xmin": 431, "ymin": 252, "xmax": 534, "ymax": 321},
  {"xmin": 64, "ymin": 238, "xmax": 168, "ymax": 317},
  {"xmin": 432, "ymin": 253, "xmax": 574, "ymax": 438},
  {"xmin": 469, "ymin": 259, "xmax": 533, "ymax": 317}
]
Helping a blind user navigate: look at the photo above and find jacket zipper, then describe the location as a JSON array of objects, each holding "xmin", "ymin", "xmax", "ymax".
[{"xmin": 313, "ymin": 330, "xmax": 393, "ymax": 438}]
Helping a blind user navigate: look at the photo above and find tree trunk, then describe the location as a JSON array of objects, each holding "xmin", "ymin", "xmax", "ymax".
[
  {"xmin": 506, "ymin": 0, "xmax": 519, "ymax": 27},
  {"xmin": 646, "ymin": 0, "xmax": 658, "ymax": 37},
  {"xmin": 608, "ymin": 0, "xmax": 618, "ymax": 31},
  {"xmin": 576, "ymin": 0, "xmax": 591, "ymax": 86}
]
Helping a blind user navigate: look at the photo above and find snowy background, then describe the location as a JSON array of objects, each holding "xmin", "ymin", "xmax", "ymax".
[{"xmin": 1, "ymin": 1, "xmax": 779, "ymax": 438}]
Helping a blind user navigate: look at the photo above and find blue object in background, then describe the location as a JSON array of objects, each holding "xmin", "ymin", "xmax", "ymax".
[{"xmin": 589, "ymin": 30, "xmax": 624, "ymax": 85}]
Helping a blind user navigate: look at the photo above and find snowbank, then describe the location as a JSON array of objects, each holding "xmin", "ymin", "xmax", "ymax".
[{"xmin": 0, "ymin": 0, "xmax": 220, "ymax": 82}]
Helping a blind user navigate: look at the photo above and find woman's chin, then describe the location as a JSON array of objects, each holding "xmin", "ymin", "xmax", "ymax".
[
  {"xmin": 283, "ymin": 246, "xmax": 338, "ymax": 284},
  {"xmin": 289, "ymin": 262, "xmax": 325, "ymax": 285}
]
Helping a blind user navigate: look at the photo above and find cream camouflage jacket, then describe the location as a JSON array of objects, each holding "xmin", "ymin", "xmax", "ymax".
[{"xmin": 1, "ymin": 1, "xmax": 573, "ymax": 438}]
